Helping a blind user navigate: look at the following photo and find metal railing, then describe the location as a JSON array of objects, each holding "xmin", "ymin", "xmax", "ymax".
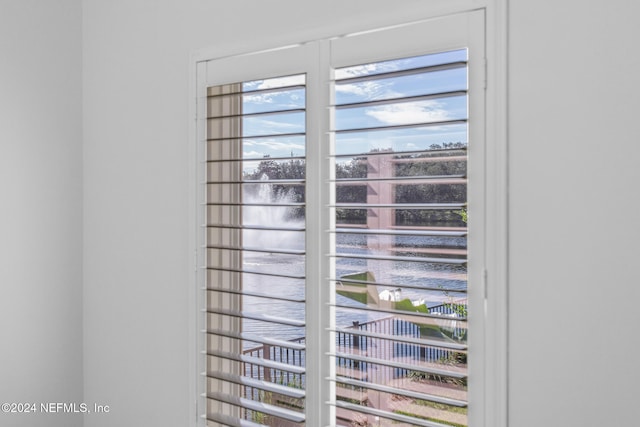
[{"xmin": 242, "ymin": 304, "xmax": 466, "ymax": 383}]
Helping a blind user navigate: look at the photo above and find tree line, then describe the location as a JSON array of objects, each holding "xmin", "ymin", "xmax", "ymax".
[{"xmin": 243, "ymin": 143, "xmax": 468, "ymax": 227}]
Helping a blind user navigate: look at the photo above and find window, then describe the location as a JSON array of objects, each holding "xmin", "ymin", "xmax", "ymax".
[{"xmin": 195, "ymin": 10, "xmax": 499, "ymax": 427}]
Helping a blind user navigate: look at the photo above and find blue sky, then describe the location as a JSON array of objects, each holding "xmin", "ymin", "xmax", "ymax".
[{"xmin": 233, "ymin": 49, "xmax": 468, "ymax": 173}]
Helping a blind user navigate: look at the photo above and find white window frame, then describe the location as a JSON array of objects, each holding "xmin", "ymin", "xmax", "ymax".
[{"xmin": 189, "ymin": 6, "xmax": 508, "ymax": 427}]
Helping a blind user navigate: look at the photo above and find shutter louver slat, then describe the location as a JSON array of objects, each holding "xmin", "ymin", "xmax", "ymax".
[
  {"xmin": 330, "ymin": 278, "xmax": 467, "ymax": 294},
  {"xmin": 206, "ymin": 287, "xmax": 306, "ymax": 303},
  {"xmin": 206, "ymin": 201, "xmax": 306, "ymax": 207},
  {"xmin": 332, "ymin": 202, "xmax": 465, "ymax": 209},
  {"xmin": 331, "ymin": 351, "xmax": 467, "ymax": 379},
  {"xmin": 330, "ymin": 326, "xmax": 467, "ymax": 351},
  {"xmin": 207, "ymin": 154, "xmax": 307, "ymax": 164},
  {"xmin": 206, "ymin": 245, "xmax": 306, "ymax": 256},
  {"xmin": 334, "ymin": 90, "xmax": 467, "ymax": 110},
  {"xmin": 207, "ymin": 131, "xmax": 306, "ymax": 142},
  {"xmin": 207, "ymin": 328, "xmax": 306, "ymax": 351},
  {"xmin": 207, "ymin": 349, "xmax": 306, "ymax": 375},
  {"xmin": 208, "ymin": 107, "xmax": 306, "ymax": 120},
  {"xmin": 208, "ymin": 224, "xmax": 306, "ymax": 232},
  {"xmin": 334, "ymin": 228, "xmax": 466, "ymax": 237},
  {"xmin": 334, "ymin": 60, "xmax": 467, "ymax": 83},
  {"xmin": 333, "ymin": 400, "xmax": 451, "ymax": 427},
  {"xmin": 206, "ymin": 307, "xmax": 306, "ymax": 327},
  {"xmin": 333, "ymin": 118, "xmax": 467, "ymax": 134},
  {"xmin": 208, "ymin": 371, "xmax": 306, "ymax": 399},
  {"xmin": 334, "ymin": 376, "xmax": 467, "ymax": 407},
  {"xmin": 334, "ymin": 145, "xmax": 466, "ymax": 160},
  {"xmin": 205, "ymin": 412, "xmax": 267, "ymax": 427},
  {"xmin": 330, "ymin": 302, "xmax": 467, "ymax": 321},
  {"xmin": 207, "ymin": 392, "xmax": 306, "ymax": 423},
  {"xmin": 331, "ymin": 253, "xmax": 466, "ymax": 265},
  {"xmin": 333, "ymin": 174, "xmax": 466, "ymax": 183},
  {"xmin": 206, "ymin": 266, "xmax": 305, "ymax": 280}
]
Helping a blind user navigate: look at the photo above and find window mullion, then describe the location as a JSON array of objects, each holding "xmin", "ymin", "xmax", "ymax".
[{"xmin": 304, "ymin": 39, "xmax": 334, "ymax": 427}]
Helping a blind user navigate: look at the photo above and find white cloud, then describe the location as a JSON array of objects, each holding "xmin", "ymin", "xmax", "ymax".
[
  {"xmin": 243, "ymin": 151, "xmax": 264, "ymax": 158},
  {"xmin": 243, "ymin": 139, "xmax": 305, "ymax": 152},
  {"xmin": 244, "ymin": 93, "xmax": 275, "ymax": 105},
  {"xmin": 252, "ymin": 118, "xmax": 302, "ymax": 131},
  {"xmin": 244, "ymin": 75, "xmax": 304, "ymax": 90},
  {"xmin": 244, "ymin": 91, "xmax": 302, "ymax": 109},
  {"xmin": 334, "ymin": 61, "xmax": 399, "ymax": 79},
  {"xmin": 241, "ymin": 75, "xmax": 305, "ymax": 107},
  {"xmin": 335, "ymin": 81, "xmax": 394, "ymax": 101},
  {"xmin": 365, "ymin": 100, "xmax": 450, "ymax": 126}
]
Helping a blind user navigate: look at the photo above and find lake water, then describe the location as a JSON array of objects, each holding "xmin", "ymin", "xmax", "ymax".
[{"xmin": 241, "ymin": 232, "xmax": 467, "ymax": 345}]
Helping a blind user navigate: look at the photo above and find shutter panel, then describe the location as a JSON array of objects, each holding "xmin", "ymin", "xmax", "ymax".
[
  {"xmin": 205, "ymin": 75, "xmax": 307, "ymax": 427},
  {"xmin": 328, "ymin": 48, "xmax": 471, "ymax": 427}
]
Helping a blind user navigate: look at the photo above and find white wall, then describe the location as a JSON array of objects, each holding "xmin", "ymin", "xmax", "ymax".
[
  {"xmin": 509, "ymin": 2, "xmax": 640, "ymax": 426},
  {"xmin": 0, "ymin": 1, "xmax": 83, "ymax": 427},
  {"xmin": 80, "ymin": 1, "xmax": 640, "ymax": 427}
]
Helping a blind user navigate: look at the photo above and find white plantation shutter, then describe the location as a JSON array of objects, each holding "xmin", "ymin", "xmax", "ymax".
[
  {"xmin": 326, "ymin": 13, "xmax": 485, "ymax": 427},
  {"xmin": 329, "ymin": 48, "xmax": 471, "ymax": 427},
  {"xmin": 205, "ymin": 76, "xmax": 309, "ymax": 424},
  {"xmin": 200, "ymin": 44, "xmax": 318, "ymax": 427},
  {"xmin": 196, "ymin": 10, "xmax": 487, "ymax": 427}
]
